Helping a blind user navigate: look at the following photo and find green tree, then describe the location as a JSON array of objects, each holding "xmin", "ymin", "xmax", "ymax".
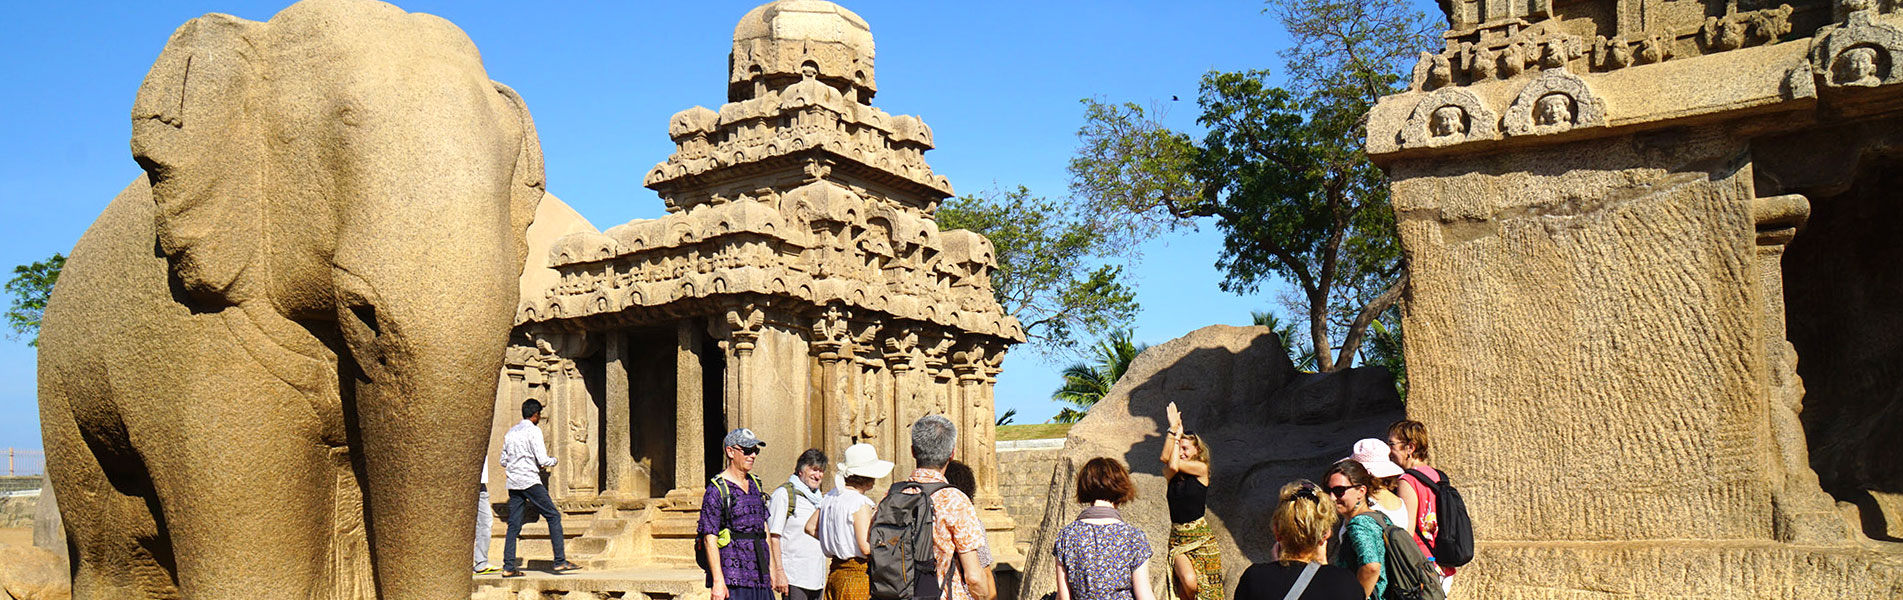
[
  {"xmin": 6, "ymin": 253, "xmax": 66, "ymax": 347},
  {"xmin": 995, "ymin": 408, "xmax": 1019, "ymax": 427},
  {"xmin": 1051, "ymin": 329, "xmax": 1148, "ymax": 423},
  {"xmin": 1362, "ymin": 317, "xmax": 1407, "ymax": 399},
  {"xmin": 1067, "ymin": 0, "xmax": 1432, "ymax": 373},
  {"xmin": 937, "ymin": 186, "xmax": 1139, "ymax": 358}
]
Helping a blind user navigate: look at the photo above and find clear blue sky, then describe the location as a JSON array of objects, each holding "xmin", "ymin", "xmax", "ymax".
[{"xmin": 0, "ymin": 0, "xmax": 1430, "ymax": 460}]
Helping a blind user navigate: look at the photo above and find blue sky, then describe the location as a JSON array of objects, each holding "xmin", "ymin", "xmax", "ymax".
[{"xmin": 0, "ymin": 0, "xmax": 1418, "ymax": 460}]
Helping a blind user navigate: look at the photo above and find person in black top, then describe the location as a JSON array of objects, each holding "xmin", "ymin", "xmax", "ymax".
[
  {"xmin": 1161, "ymin": 401, "xmax": 1222, "ymax": 600},
  {"xmin": 1234, "ymin": 481, "xmax": 1362, "ymax": 600}
]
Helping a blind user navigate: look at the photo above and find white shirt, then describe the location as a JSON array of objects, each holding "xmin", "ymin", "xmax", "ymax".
[
  {"xmin": 500, "ymin": 419, "xmax": 556, "ymax": 491},
  {"xmin": 768, "ymin": 478, "xmax": 828, "ymax": 590},
  {"xmin": 814, "ymin": 487, "xmax": 877, "ymax": 560}
]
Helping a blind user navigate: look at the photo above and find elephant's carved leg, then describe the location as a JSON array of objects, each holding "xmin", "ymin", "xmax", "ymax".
[
  {"xmin": 41, "ymin": 382, "xmax": 180, "ymax": 600},
  {"xmin": 139, "ymin": 331, "xmax": 335, "ymax": 600}
]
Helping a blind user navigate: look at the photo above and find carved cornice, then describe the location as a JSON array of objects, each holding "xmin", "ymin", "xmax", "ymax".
[{"xmin": 645, "ymin": 78, "xmax": 952, "ymax": 209}]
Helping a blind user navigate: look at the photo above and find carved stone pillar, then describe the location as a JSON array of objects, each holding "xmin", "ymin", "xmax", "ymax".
[
  {"xmin": 604, "ymin": 330, "xmax": 633, "ymax": 497},
  {"xmin": 953, "ymin": 340, "xmax": 1005, "ymax": 509},
  {"xmin": 675, "ymin": 319, "xmax": 706, "ymax": 496},
  {"xmin": 1751, "ymin": 193, "xmax": 1848, "ymax": 543},
  {"xmin": 715, "ymin": 302, "xmax": 766, "ymax": 431},
  {"xmin": 813, "ymin": 307, "xmax": 852, "ymax": 455},
  {"xmin": 884, "ymin": 328, "xmax": 922, "ymax": 475}
]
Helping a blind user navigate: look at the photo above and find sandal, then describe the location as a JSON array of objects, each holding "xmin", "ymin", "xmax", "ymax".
[
  {"xmin": 551, "ymin": 561, "xmax": 583, "ymax": 573},
  {"xmin": 501, "ymin": 570, "xmax": 525, "ymax": 578}
]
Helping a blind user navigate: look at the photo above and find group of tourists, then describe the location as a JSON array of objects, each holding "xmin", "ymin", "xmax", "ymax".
[
  {"xmin": 1051, "ymin": 403, "xmax": 1470, "ymax": 600},
  {"xmin": 481, "ymin": 398, "xmax": 1469, "ymax": 600},
  {"xmin": 699, "ymin": 414, "xmax": 997, "ymax": 600}
]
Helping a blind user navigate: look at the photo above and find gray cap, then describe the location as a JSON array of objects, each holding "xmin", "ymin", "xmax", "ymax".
[{"xmin": 723, "ymin": 428, "xmax": 766, "ymax": 449}]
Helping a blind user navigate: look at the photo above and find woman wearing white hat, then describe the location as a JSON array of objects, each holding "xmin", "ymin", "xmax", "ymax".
[
  {"xmin": 804, "ymin": 443, "xmax": 894, "ymax": 600},
  {"xmin": 1344, "ymin": 438, "xmax": 1412, "ymax": 535}
]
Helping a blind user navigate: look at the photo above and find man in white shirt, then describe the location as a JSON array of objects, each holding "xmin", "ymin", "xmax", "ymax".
[
  {"xmin": 500, "ymin": 399, "xmax": 580, "ymax": 576},
  {"xmin": 767, "ymin": 448, "xmax": 828, "ymax": 600}
]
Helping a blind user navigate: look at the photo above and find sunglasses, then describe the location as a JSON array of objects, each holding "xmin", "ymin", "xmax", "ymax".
[
  {"xmin": 734, "ymin": 446, "xmax": 760, "ymax": 456},
  {"xmin": 1325, "ymin": 485, "xmax": 1360, "ymax": 498}
]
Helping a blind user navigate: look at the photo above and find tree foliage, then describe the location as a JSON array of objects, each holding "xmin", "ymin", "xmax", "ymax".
[
  {"xmin": 1067, "ymin": 0, "xmax": 1432, "ymax": 373},
  {"xmin": 937, "ymin": 186, "xmax": 1139, "ymax": 358},
  {"xmin": 1051, "ymin": 329, "xmax": 1148, "ymax": 423},
  {"xmin": 6, "ymin": 253, "xmax": 65, "ymax": 347},
  {"xmin": 1251, "ymin": 309, "xmax": 1316, "ymax": 371}
]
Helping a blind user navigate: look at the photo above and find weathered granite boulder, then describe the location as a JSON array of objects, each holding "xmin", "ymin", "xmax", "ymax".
[
  {"xmin": 31, "ymin": 474, "xmax": 65, "ymax": 571},
  {"xmin": 0, "ymin": 543, "xmax": 70, "ymax": 600},
  {"xmin": 1018, "ymin": 325, "xmax": 1403, "ymax": 600}
]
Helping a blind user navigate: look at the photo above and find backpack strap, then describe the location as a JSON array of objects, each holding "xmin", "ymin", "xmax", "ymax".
[
  {"xmin": 1281, "ymin": 562, "xmax": 1321, "ymax": 600},
  {"xmin": 779, "ymin": 482, "xmax": 800, "ymax": 520},
  {"xmin": 1401, "ymin": 468, "xmax": 1437, "ymax": 546}
]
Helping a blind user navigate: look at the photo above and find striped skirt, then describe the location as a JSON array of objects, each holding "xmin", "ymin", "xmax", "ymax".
[
  {"xmin": 823, "ymin": 558, "xmax": 869, "ymax": 600},
  {"xmin": 1169, "ymin": 517, "xmax": 1224, "ymax": 600}
]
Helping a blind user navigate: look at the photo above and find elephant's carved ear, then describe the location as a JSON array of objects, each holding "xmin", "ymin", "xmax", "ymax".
[
  {"xmin": 130, "ymin": 14, "xmax": 266, "ymax": 306},
  {"xmin": 494, "ymin": 81, "xmax": 546, "ymax": 274}
]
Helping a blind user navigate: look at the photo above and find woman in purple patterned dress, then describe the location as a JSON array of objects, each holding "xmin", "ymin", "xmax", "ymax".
[{"xmin": 1053, "ymin": 457, "xmax": 1156, "ymax": 600}]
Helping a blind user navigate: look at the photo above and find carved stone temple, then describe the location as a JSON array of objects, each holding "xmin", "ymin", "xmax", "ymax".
[
  {"xmin": 1365, "ymin": 0, "xmax": 1903, "ymax": 595},
  {"xmin": 483, "ymin": 0, "xmax": 1026, "ymax": 569}
]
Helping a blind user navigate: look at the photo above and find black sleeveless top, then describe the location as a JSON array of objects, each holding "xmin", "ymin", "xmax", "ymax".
[{"xmin": 1166, "ymin": 472, "xmax": 1207, "ymax": 524}]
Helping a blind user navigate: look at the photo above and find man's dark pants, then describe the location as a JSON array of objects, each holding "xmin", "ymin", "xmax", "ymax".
[{"xmin": 502, "ymin": 483, "xmax": 564, "ymax": 570}]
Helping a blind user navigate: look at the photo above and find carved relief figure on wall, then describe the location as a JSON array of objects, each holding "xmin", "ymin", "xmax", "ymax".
[
  {"xmin": 1534, "ymin": 93, "xmax": 1576, "ymax": 127},
  {"xmin": 1431, "ymin": 105, "xmax": 1469, "ymax": 137}
]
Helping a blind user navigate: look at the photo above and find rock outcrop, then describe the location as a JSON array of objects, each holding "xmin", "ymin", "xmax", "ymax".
[{"xmin": 1018, "ymin": 325, "xmax": 1402, "ymax": 600}]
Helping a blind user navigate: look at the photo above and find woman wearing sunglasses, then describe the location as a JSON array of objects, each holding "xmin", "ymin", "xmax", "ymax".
[{"xmin": 1323, "ymin": 461, "xmax": 1384, "ymax": 600}]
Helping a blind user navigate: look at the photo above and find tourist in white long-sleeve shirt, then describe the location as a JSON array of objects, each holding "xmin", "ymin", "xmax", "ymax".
[{"xmin": 500, "ymin": 399, "xmax": 580, "ymax": 576}]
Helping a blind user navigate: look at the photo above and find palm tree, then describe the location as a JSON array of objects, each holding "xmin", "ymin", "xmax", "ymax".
[
  {"xmin": 1051, "ymin": 329, "xmax": 1148, "ymax": 423},
  {"xmin": 1251, "ymin": 310, "xmax": 1317, "ymax": 371}
]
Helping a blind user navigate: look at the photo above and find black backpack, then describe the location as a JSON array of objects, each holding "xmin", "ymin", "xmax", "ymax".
[
  {"xmin": 1367, "ymin": 511, "xmax": 1447, "ymax": 600},
  {"xmin": 868, "ymin": 480, "xmax": 951, "ymax": 600},
  {"xmin": 1404, "ymin": 468, "xmax": 1474, "ymax": 568},
  {"xmin": 696, "ymin": 474, "xmax": 767, "ymax": 587}
]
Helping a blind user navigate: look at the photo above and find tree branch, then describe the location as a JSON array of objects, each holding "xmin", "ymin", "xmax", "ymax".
[{"xmin": 1330, "ymin": 267, "xmax": 1409, "ymax": 372}]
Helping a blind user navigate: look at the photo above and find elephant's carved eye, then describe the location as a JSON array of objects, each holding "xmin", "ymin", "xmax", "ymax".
[{"xmin": 337, "ymin": 104, "xmax": 363, "ymax": 127}]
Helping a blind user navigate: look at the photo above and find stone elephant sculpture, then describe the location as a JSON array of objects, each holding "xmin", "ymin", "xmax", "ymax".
[{"xmin": 36, "ymin": 1, "xmax": 544, "ymax": 598}]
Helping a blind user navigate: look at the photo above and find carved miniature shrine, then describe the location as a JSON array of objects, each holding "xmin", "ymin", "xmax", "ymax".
[{"xmin": 485, "ymin": 0, "xmax": 1026, "ymax": 569}]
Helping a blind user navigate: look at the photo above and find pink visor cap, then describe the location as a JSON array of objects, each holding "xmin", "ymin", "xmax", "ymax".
[{"xmin": 1344, "ymin": 438, "xmax": 1405, "ymax": 478}]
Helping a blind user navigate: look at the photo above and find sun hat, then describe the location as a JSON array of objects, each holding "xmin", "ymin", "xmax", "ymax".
[
  {"xmin": 1344, "ymin": 438, "xmax": 1404, "ymax": 478},
  {"xmin": 838, "ymin": 443, "xmax": 895, "ymax": 479},
  {"xmin": 723, "ymin": 428, "xmax": 766, "ymax": 449}
]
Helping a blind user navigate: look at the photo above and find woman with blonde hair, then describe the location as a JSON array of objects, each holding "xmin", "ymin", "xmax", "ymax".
[
  {"xmin": 1053, "ymin": 457, "xmax": 1154, "ymax": 600},
  {"xmin": 1234, "ymin": 481, "xmax": 1363, "ymax": 600},
  {"xmin": 1160, "ymin": 402, "xmax": 1222, "ymax": 600}
]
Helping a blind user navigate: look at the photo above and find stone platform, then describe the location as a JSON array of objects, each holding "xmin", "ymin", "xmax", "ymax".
[{"xmin": 473, "ymin": 567, "xmax": 709, "ymax": 600}]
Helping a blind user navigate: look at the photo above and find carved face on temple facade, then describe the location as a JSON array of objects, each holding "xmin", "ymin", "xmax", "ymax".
[
  {"xmin": 1838, "ymin": 46, "xmax": 1883, "ymax": 87},
  {"xmin": 1431, "ymin": 105, "xmax": 1468, "ymax": 137},
  {"xmin": 1535, "ymin": 93, "xmax": 1575, "ymax": 127}
]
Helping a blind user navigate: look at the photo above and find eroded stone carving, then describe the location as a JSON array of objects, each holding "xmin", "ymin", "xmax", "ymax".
[
  {"xmin": 40, "ymin": 1, "xmax": 546, "ymax": 598},
  {"xmin": 1503, "ymin": 70, "xmax": 1606, "ymax": 135},
  {"xmin": 1811, "ymin": 1, "xmax": 1903, "ymax": 88},
  {"xmin": 1398, "ymin": 86, "xmax": 1499, "ymax": 148}
]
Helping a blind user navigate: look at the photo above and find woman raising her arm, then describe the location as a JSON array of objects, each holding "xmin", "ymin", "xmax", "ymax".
[{"xmin": 1161, "ymin": 402, "xmax": 1223, "ymax": 600}]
